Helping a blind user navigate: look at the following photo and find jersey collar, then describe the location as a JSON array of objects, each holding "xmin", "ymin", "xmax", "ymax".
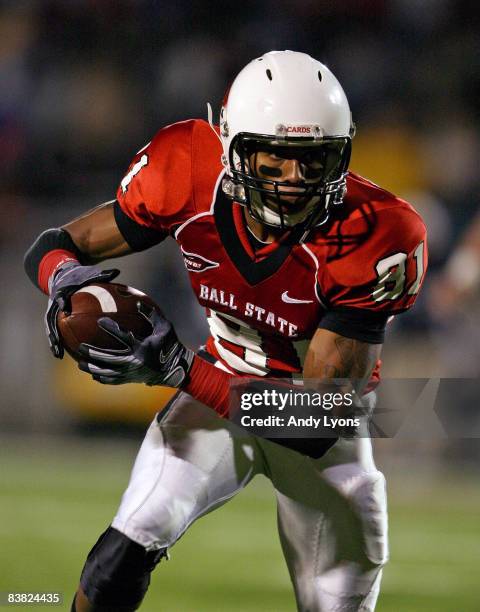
[{"xmin": 214, "ymin": 189, "xmax": 303, "ymax": 286}]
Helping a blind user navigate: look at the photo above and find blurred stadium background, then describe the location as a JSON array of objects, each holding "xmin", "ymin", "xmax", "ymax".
[{"xmin": 1, "ymin": 1, "xmax": 480, "ymax": 610}]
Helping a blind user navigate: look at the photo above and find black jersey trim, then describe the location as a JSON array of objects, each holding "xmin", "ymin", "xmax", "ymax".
[
  {"xmin": 318, "ymin": 307, "xmax": 389, "ymax": 344},
  {"xmin": 214, "ymin": 190, "xmax": 302, "ymax": 286},
  {"xmin": 114, "ymin": 201, "xmax": 167, "ymax": 251}
]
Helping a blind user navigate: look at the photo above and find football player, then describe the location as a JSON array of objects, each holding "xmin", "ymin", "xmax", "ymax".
[{"xmin": 25, "ymin": 51, "xmax": 427, "ymax": 611}]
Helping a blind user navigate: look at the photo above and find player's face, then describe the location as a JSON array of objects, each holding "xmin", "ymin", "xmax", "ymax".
[{"xmin": 249, "ymin": 149, "xmax": 323, "ymax": 212}]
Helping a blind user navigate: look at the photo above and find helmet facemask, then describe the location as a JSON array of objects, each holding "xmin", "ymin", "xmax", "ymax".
[{"xmin": 225, "ymin": 132, "xmax": 352, "ymax": 230}]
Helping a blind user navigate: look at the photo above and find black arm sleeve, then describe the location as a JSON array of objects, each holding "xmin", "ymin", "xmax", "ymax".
[
  {"xmin": 318, "ymin": 307, "xmax": 389, "ymax": 344},
  {"xmin": 24, "ymin": 228, "xmax": 86, "ymax": 289},
  {"xmin": 113, "ymin": 201, "xmax": 167, "ymax": 251}
]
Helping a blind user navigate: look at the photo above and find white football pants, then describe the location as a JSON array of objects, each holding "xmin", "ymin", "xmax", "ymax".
[{"xmin": 112, "ymin": 391, "xmax": 389, "ymax": 612}]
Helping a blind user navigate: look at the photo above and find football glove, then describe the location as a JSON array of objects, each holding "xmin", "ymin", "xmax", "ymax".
[
  {"xmin": 77, "ymin": 302, "xmax": 194, "ymax": 388},
  {"xmin": 45, "ymin": 262, "xmax": 120, "ymax": 359}
]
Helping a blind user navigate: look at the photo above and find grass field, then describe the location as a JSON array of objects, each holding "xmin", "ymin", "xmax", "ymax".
[{"xmin": 1, "ymin": 435, "xmax": 479, "ymax": 612}]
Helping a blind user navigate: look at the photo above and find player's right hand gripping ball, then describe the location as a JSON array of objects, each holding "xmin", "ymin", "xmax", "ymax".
[
  {"xmin": 58, "ymin": 283, "xmax": 194, "ymax": 388},
  {"xmin": 57, "ymin": 283, "xmax": 159, "ymax": 361}
]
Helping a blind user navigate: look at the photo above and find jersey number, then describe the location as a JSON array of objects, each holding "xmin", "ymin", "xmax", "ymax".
[
  {"xmin": 373, "ymin": 241, "xmax": 425, "ymax": 302},
  {"xmin": 208, "ymin": 311, "xmax": 269, "ymax": 375},
  {"xmin": 120, "ymin": 154, "xmax": 148, "ymax": 194}
]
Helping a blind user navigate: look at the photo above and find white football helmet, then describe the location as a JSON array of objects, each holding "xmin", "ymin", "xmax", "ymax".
[{"xmin": 216, "ymin": 50, "xmax": 355, "ymax": 229}]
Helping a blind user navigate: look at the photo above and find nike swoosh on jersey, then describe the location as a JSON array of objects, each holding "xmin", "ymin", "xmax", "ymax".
[{"xmin": 281, "ymin": 291, "xmax": 314, "ymax": 304}]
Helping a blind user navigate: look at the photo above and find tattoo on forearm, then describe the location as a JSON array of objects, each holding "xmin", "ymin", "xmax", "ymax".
[
  {"xmin": 308, "ymin": 337, "xmax": 379, "ymax": 381},
  {"xmin": 322, "ymin": 364, "xmax": 342, "ymax": 378},
  {"xmin": 304, "ymin": 334, "xmax": 381, "ymax": 416},
  {"xmin": 331, "ymin": 337, "xmax": 377, "ymax": 378}
]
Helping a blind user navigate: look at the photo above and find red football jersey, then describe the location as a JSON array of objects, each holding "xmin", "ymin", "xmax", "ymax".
[{"xmin": 116, "ymin": 119, "xmax": 427, "ymax": 379}]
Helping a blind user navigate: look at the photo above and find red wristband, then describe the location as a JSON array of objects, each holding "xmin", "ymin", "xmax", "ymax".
[
  {"xmin": 183, "ymin": 354, "xmax": 232, "ymax": 417},
  {"xmin": 38, "ymin": 249, "xmax": 79, "ymax": 294}
]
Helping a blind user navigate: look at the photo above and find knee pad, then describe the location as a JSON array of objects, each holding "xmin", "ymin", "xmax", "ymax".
[{"xmin": 80, "ymin": 526, "xmax": 167, "ymax": 609}]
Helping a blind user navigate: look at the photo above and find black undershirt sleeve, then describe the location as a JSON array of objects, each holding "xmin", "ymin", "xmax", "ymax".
[
  {"xmin": 318, "ymin": 307, "xmax": 389, "ymax": 344},
  {"xmin": 113, "ymin": 200, "xmax": 168, "ymax": 252}
]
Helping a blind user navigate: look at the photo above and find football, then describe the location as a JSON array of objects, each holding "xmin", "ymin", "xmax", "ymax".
[{"xmin": 57, "ymin": 283, "xmax": 159, "ymax": 362}]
